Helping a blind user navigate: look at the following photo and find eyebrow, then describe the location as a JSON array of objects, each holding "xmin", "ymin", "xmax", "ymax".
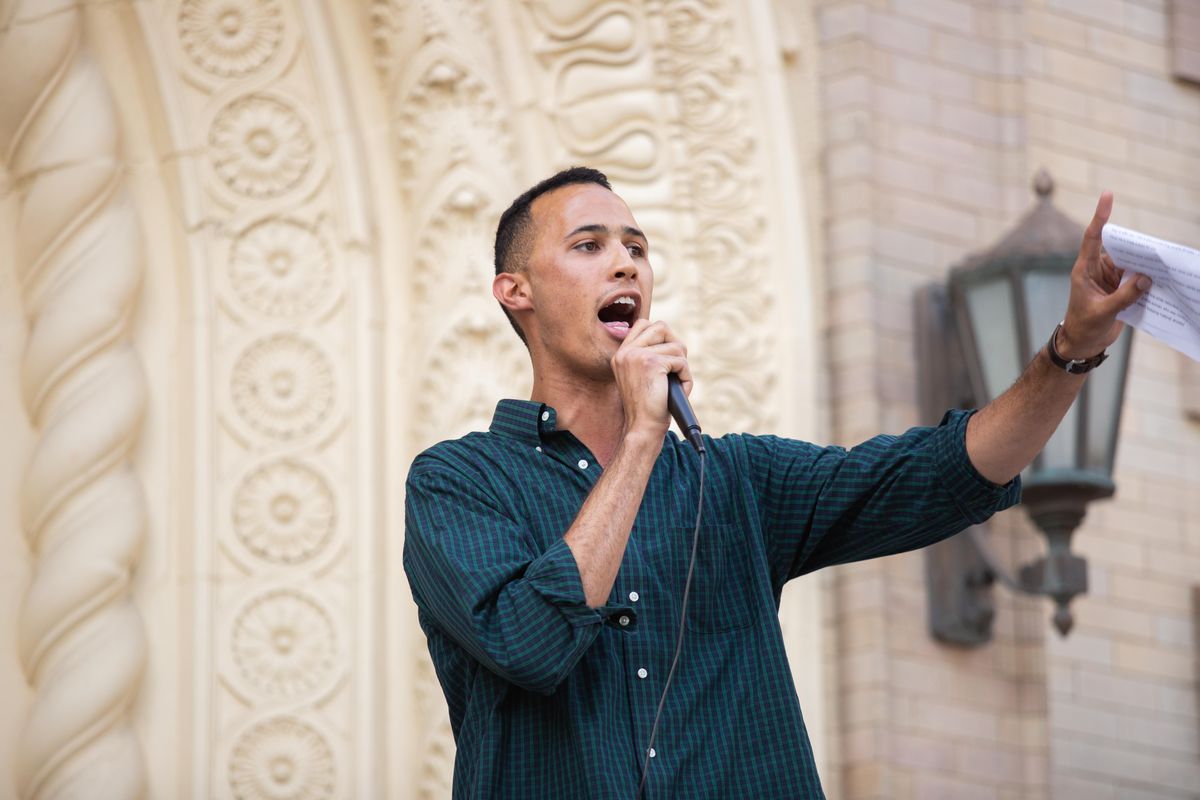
[{"xmin": 563, "ymin": 224, "xmax": 648, "ymax": 243}]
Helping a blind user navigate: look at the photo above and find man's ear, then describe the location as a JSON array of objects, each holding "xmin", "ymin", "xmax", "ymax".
[{"xmin": 493, "ymin": 270, "xmax": 533, "ymax": 314}]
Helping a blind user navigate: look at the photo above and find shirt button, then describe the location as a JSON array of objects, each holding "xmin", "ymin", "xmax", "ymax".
[
  {"xmin": 577, "ymin": 459, "xmax": 588, "ymax": 470},
  {"xmin": 628, "ymin": 591, "xmax": 639, "ymax": 602},
  {"xmin": 649, "ymin": 748, "xmax": 657, "ymax": 758},
  {"xmin": 535, "ymin": 446, "xmax": 542, "ymax": 453},
  {"xmin": 618, "ymin": 615, "xmax": 630, "ymax": 627},
  {"xmin": 541, "ymin": 411, "xmax": 550, "ymax": 421},
  {"xmin": 637, "ymin": 668, "xmax": 648, "ymax": 679}
]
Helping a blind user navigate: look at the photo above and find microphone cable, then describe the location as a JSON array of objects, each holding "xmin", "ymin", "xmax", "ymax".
[{"xmin": 636, "ymin": 448, "xmax": 706, "ymax": 799}]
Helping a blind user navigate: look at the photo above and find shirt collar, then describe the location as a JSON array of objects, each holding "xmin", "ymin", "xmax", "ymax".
[{"xmin": 489, "ymin": 399, "xmax": 559, "ymax": 445}]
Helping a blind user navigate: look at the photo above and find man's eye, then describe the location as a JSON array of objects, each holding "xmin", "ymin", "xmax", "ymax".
[
  {"xmin": 575, "ymin": 241, "xmax": 599, "ymax": 252},
  {"xmin": 627, "ymin": 244, "xmax": 645, "ymax": 257}
]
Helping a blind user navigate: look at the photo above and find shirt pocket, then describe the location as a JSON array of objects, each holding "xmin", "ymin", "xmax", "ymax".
[{"xmin": 676, "ymin": 523, "xmax": 760, "ymax": 634}]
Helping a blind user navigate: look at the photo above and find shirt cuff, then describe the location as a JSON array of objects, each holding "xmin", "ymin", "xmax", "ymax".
[
  {"xmin": 523, "ymin": 538, "xmax": 604, "ymax": 627},
  {"xmin": 933, "ymin": 409, "xmax": 1022, "ymax": 523}
]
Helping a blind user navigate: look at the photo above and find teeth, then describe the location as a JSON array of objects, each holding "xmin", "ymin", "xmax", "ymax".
[{"xmin": 612, "ymin": 297, "xmax": 634, "ymax": 306}]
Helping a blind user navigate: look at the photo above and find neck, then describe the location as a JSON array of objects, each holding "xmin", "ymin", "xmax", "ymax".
[{"xmin": 529, "ymin": 368, "xmax": 626, "ymax": 467}]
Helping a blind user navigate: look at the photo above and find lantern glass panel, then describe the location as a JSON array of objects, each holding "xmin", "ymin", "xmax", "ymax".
[
  {"xmin": 1023, "ymin": 268, "xmax": 1072, "ymax": 360},
  {"xmin": 964, "ymin": 277, "xmax": 1022, "ymax": 401},
  {"xmin": 1085, "ymin": 328, "xmax": 1132, "ymax": 473},
  {"xmin": 1039, "ymin": 397, "xmax": 1081, "ymax": 471},
  {"xmin": 1024, "ymin": 267, "xmax": 1077, "ymax": 471}
]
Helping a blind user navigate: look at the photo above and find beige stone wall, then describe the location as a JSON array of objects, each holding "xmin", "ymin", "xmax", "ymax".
[
  {"xmin": 815, "ymin": 0, "xmax": 1200, "ymax": 798},
  {"xmin": 1029, "ymin": 3, "xmax": 1200, "ymax": 797}
]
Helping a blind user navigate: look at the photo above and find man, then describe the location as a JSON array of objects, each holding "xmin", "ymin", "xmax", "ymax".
[{"xmin": 403, "ymin": 167, "xmax": 1148, "ymax": 799}]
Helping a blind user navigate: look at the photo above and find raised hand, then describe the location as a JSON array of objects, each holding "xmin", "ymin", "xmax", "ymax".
[{"xmin": 1059, "ymin": 191, "xmax": 1151, "ymax": 359}]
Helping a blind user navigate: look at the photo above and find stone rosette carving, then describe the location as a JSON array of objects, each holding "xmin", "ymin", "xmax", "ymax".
[
  {"xmin": 228, "ymin": 716, "xmax": 336, "ymax": 800},
  {"xmin": 230, "ymin": 588, "xmax": 337, "ymax": 699},
  {"xmin": 230, "ymin": 333, "xmax": 335, "ymax": 440},
  {"xmin": 229, "ymin": 219, "xmax": 337, "ymax": 318},
  {"xmin": 179, "ymin": 0, "xmax": 284, "ymax": 78},
  {"xmin": 233, "ymin": 459, "xmax": 335, "ymax": 565},
  {"xmin": 210, "ymin": 94, "xmax": 314, "ymax": 199}
]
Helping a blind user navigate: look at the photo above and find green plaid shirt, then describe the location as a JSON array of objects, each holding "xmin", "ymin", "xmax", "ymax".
[{"xmin": 404, "ymin": 400, "xmax": 1019, "ymax": 799}]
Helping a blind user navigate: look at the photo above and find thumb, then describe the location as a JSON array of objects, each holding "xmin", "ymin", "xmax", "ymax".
[{"xmin": 1104, "ymin": 273, "xmax": 1151, "ymax": 314}]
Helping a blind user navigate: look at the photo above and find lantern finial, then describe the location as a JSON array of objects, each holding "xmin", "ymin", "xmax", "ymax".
[{"xmin": 1033, "ymin": 168, "xmax": 1054, "ymax": 199}]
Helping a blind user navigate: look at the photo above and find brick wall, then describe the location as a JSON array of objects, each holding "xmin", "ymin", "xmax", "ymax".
[{"xmin": 812, "ymin": 0, "xmax": 1200, "ymax": 797}]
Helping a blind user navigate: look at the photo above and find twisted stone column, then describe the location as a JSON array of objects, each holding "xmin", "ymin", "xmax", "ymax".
[{"xmin": 0, "ymin": 2, "xmax": 148, "ymax": 797}]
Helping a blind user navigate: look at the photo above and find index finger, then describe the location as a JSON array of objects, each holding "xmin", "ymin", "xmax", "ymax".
[
  {"xmin": 626, "ymin": 319, "xmax": 678, "ymax": 347},
  {"xmin": 1080, "ymin": 190, "xmax": 1113, "ymax": 263}
]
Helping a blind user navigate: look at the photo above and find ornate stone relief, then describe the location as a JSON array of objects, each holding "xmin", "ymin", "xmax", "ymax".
[
  {"xmin": 413, "ymin": 652, "xmax": 455, "ymax": 799},
  {"xmin": 179, "ymin": 0, "xmax": 285, "ymax": 79},
  {"xmin": 233, "ymin": 459, "xmax": 336, "ymax": 565},
  {"xmin": 1, "ymin": 1, "xmax": 150, "ymax": 796},
  {"xmin": 230, "ymin": 333, "xmax": 336, "ymax": 440},
  {"xmin": 417, "ymin": 308, "xmax": 532, "ymax": 448},
  {"xmin": 648, "ymin": 0, "xmax": 774, "ymax": 433},
  {"xmin": 392, "ymin": 57, "xmax": 514, "ymax": 195},
  {"xmin": 229, "ymin": 218, "xmax": 338, "ymax": 318},
  {"xmin": 373, "ymin": 1, "xmax": 530, "ymax": 793},
  {"xmin": 228, "ymin": 716, "xmax": 336, "ymax": 800},
  {"xmin": 210, "ymin": 94, "xmax": 316, "ymax": 199},
  {"xmin": 230, "ymin": 588, "xmax": 338, "ymax": 700},
  {"xmin": 159, "ymin": 0, "xmax": 357, "ymax": 793}
]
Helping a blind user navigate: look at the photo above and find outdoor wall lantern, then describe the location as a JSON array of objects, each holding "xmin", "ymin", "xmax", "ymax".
[{"xmin": 916, "ymin": 170, "xmax": 1133, "ymax": 645}]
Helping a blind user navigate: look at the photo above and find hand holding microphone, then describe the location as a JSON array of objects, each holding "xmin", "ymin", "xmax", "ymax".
[{"xmin": 611, "ymin": 319, "xmax": 704, "ymax": 453}]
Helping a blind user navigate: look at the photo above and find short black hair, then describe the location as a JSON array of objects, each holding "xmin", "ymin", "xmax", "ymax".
[{"xmin": 494, "ymin": 166, "xmax": 612, "ymax": 344}]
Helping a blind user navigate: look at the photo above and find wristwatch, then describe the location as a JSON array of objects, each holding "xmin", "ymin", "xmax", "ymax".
[{"xmin": 1046, "ymin": 321, "xmax": 1108, "ymax": 374}]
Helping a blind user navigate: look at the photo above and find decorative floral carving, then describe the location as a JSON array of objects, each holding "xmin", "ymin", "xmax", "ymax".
[
  {"xmin": 231, "ymin": 334, "xmax": 334, "ymax": 439},
  {"xmin": 648, "ymin": 0, "xmax": 773, "ymax": 432},
  {"xmin": 229, "ymin": 716, "xmax": 335, "ymax": 800},
  {"xmin": 368, "ymin": 0, "xmax": 405, "ymax": 80},
  {"xmin": 231, "ymin": 589, "xmax": 337, "ymax": 699},
  {"xmin": 179, "ymin": 0, "xmax": 284, "ymax": 78},
  {"xmin": 230, "ymin": 219, "xmax": 335, "ymax": 317},
  {"xmin": 210, "ymin": 95, "xmax": 314, "ymax": 198},
  {"xmin": 411, "ymin": 183, "xmax": 490, "ymax": 306},
  {"xmin": 233, "ymin": 460, "xmax": 335, "ymax": 564},
  {"xmin": 392, "ymin": 58, "xmax": 513, "ymax": 192},
  {"xmin": 371, "ymin": 0, "xmax": 492, "ymax": 82},
  {"xmin": 524, "ymin": 3, "xmax": 663, "ymax": 184},
  {"xmin": 417, "ymin": 310, "xmax": 530, "ymax": 450}
]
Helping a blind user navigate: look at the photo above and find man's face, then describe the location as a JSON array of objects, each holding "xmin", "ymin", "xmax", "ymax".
[{"xmin": 521, "ymin": 183, "xmax": 653, "ymax": 379}]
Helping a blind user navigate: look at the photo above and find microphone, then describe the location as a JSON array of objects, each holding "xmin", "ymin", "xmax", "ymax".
[{"xmin": 667, "ymin": 373, "xmax": 705, "ymax": 454}]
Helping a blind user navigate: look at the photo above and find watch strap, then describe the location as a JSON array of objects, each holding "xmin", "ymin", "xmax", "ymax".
[{"xmin": 1047, "ymin": 321, "xmax": 1108, "ymax": 374}]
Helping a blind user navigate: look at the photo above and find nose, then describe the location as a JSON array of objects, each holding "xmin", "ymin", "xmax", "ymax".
[{"xmin": 610, "ymin": 244, "xmax": 637, "ymax": 281}]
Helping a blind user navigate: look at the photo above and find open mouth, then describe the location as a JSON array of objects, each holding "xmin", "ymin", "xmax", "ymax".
[{"xmin": 598, "ymin": 295, "xmax": 639, "ymax": 337}]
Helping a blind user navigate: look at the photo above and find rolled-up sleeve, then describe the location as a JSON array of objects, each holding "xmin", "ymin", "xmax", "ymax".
[
  {"xmin": 403, "ymin": 455, "xmax": 608, "ymax": 695},
  {"xmin": 744, "ymin": 409, "xmax": 1021, "ymax": 588}
]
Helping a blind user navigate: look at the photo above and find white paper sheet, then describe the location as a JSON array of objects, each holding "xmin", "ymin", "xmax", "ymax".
[{"xmin": 1101, "ymin": 224, "xmax": 1200, "ymax": 362}]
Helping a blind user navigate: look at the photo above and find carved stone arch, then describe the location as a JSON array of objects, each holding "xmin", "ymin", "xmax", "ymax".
[{"xmin": 0, "ymin": 1, "xmax": 827, "ymax": 797}]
